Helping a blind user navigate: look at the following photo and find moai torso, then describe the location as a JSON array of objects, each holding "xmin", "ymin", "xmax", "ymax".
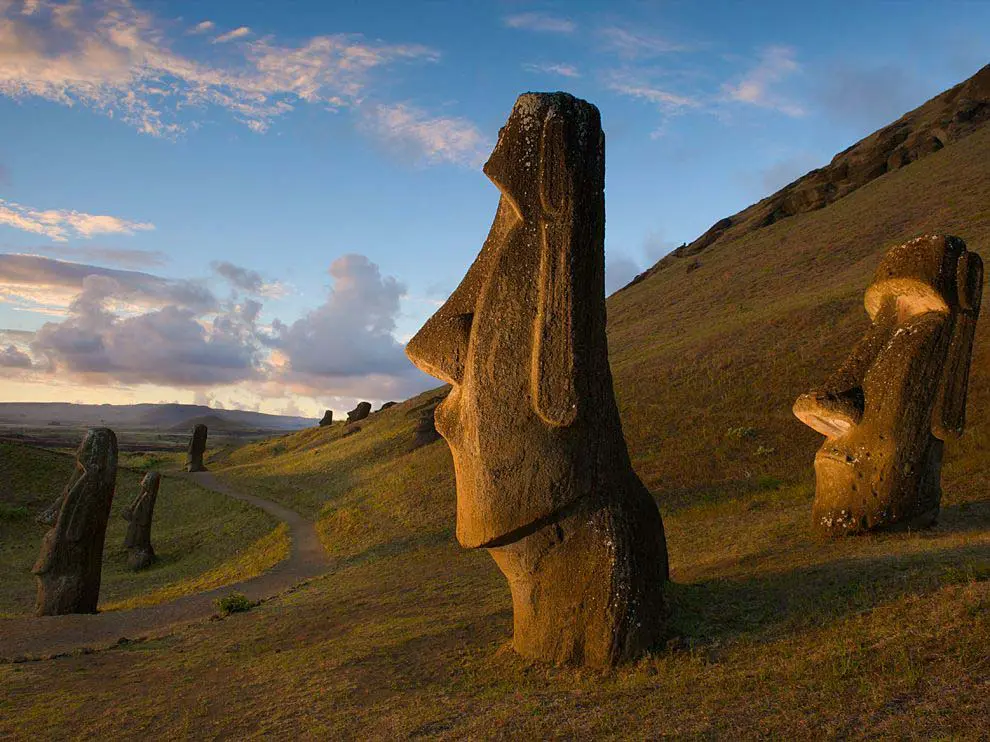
[
  {"xmin": 123, "ymin": 471, "xmax": 160, "ymax": 570},
  {"xmin": 185, "ymin": 424, "xmax": 208, "ymax": 472},
  {"xmin": 405, "ymin": 92, "xmax": 668, "ymax": 667},
  {"xmin": 33, "ymin": 428, "xmax": 118, "ymax": 615},
  {"xmin": 794, "ymin": 235, "xmax": 983, "ymax": 534}
]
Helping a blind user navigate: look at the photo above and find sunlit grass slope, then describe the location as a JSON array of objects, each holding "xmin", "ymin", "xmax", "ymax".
[{"xmin": 0, "ymin": 442, "xmax": 286, "ymax": 616}]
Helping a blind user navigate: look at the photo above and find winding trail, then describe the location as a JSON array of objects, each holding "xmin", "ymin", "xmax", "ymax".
[{"xmin": 0, "ymin": 472, "xmax": 329, "ymax": 662}]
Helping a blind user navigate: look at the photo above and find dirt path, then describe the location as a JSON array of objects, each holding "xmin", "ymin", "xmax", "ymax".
[{"xmin": 0, "ymin": 472, "xmax": 329, "ymax": 662}]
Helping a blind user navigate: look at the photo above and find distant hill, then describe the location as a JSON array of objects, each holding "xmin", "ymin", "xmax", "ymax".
[
  {"xmin": 0, "ymin": 402, "xmax": 314, "ymax": 432},
  {"xmin": 626, "ymin": 63, "xmax": 990, "ymax": 288},
  {"xmin": 167, "ymin": 414, "xmax": 252, "ymax": 433}
]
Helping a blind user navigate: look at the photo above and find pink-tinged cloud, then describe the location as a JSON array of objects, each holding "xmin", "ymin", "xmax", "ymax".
[
  {"xmin": 0, "ymin": 198, "xmax": 153, "ymax": 242},
  {"xmin": 723, "ymin": 46, "xmax": 805, "ymax": 117}
]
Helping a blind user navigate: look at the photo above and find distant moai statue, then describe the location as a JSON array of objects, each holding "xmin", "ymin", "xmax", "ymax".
[
  {"xmin": 346, "ymin": 402, "xmax": 371, "ymax": 423},
  {"xmin": 122, "ymin": 471, "xmax": 161, "ymax": 570},
  {"xmin": 794, "ymin": 235, "xmax": 983, "ymax": 535},
  {"xmin": 185, "ymin": 424, "xmax": 208, "ymax": 472},
  {"xmin": 33, "ymin": 428, "xmax": 118, "ymax": 616},
  {"xmin": 378, "ymin": 401, "xmax": 397, "ymax": 412},
  {"xmin": 319, "ymin": 410, "xmax": 333, "ymax": 427},
  {"xmin": 405, "ymin": 92, "xmax": 669, "ymax": 667}
]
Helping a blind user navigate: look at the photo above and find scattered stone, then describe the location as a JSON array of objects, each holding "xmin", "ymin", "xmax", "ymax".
[
  {"xmin": 378, "ymin": 401, "xmax": 397, "ymax": 412},
  {"xmin": 185, "ymin": 423, "xmax": 208, "ymax": 472},
  {"xmin": 794, "ymin": 234, "xmax": 983, "ymax": 535},
  {"xmin": 33, "ymin": 428, "xmax": 118, "ymax": 616},
  {"xmin": 404, "ymin": 92, "xmax": 669, "ymax": 668},
  {"xmin": 318, "ymin": 410, "xmax": 333, "ymax": 427},
  {"xmin": 346, "ymin": 402, "xmax": 371, "ymax": 423},
  {"xmin": 122, "ymin": 471, "xmax": 160, "ymax": 570}
]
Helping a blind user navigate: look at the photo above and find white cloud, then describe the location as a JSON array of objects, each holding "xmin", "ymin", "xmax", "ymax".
[
  {"xmin": 607, "ymin": 78, "xmax": 699, "ymax": 110},
  {"xmin": 213, "ymin": 26, "xmax": 250, "ymax": 44},
  {"xmin": 365, "ymin": 103, "xmax": 489, "ymax": 167},
  {"xmin": 0, "ymin": 0, "xmax": 441, "ymax": 137},
  {"xmin": 187, "ymin": 20, "xmax": 214, "ymax": 35},
  {"xmin": 0, "ymin": 198, "xmax": 154, "ymax": 241},
  {"xmin": 599, "ymin": 27, "xmax": 691, "ymax": 59},
  {"xmin": 523, "ymin": 62, "xmax": 580, "ymax": 78},
  {"xmin": 503, "ymin": 12, "xmax": 575, "ymax": 34},
  {"xmin": 723, "ymin": 46, "xmax": 804, "ymax": 117}
]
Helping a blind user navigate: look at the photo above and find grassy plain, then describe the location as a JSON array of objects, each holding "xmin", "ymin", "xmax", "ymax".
[
  {"xmin": 0, "ymin": 442, "xmax": 286, "ymax": 616},
  {"xmin": 1, "ymin": 109, "xmax": 989, "ymax": 737}
]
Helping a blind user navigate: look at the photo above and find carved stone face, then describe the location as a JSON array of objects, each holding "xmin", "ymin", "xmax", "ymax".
[
  {"xmin": 405, "ymin": 93, "xmax": 630, "ymax": 549},
  {"xmin": 794, "ymin": 235, "xmax": 983, "ymax": 533}
]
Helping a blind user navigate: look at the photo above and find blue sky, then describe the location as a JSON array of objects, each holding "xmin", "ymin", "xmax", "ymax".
[{"xmin": 0, "ymin": 0, "xmax": 987, "ymax": 417}]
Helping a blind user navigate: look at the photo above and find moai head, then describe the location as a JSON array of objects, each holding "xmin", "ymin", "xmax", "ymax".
[
  {"xmin": 123, "ymin": 471, "xmax": 160, "ymax": 569},
  {"xmin": 33, "ymin": 427, "xmax": 118, "ymax": 615},
  {"xmin": 794, "ymin": 235, "xmax": 983, "ymax": 534},
  {"xmin": 346, "ymin": 402, "xmax": 372, "ymax": 423},
  {"xmin": 405, "ymin": 92, "xmax": 631, "ymax": 547}
]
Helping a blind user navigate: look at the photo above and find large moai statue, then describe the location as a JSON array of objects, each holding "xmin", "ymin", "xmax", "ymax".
[
  {"xmin": 185, "ymin": 423, "xmax": 208, "ymax": 472},
  {"xmin": 794, "ymin": 235, "xmax": 983, "ymax": 535},
  {"xmin": 122, "ymin": 471, "xmax": 161, "ymax": 570},
  {"xmin": 33, "ymin": 428, "xmax": 118, "ymax": 616},
  {"xmin": 346, "ymin": 402, "xmax": 371, "ymax": 423},
  {"xmin": 319, "ymin": 410, "xmax": 333, "ymax": 427},
  {"xmin": 405, "ymin": 92, "xmax": 669, "ymax": 667}
]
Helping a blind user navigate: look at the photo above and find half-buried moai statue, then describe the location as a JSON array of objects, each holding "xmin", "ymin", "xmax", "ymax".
[
  {"xmin": 185, "ymin": 423, "xmax": 208, "ymax": 472},
  {"xmin": 405, "ymin": 92, "xmax": 669, "ymax": 667},
  {"xmin": 319, "ymin": 410, "xmax": 333, "ymax": 427},
  {"xmin": 794, "ymin": 235, "xmax": 983, "ymax": 535},
  {"xmin": 33, "ymin": 428, "xmax": 118, "ymax": 616},
  {"xmin": 122, "ymin": 471, "xmax": 160, "ymax": 570},
  {"xmin": 346, "ymin": 402, "xmax": 371, "ymax": 423}
]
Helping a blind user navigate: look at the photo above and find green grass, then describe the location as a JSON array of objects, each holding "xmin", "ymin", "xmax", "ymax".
[{"xmin": 0, "ymin": 442, "xmax": 285, "ymax": 616}]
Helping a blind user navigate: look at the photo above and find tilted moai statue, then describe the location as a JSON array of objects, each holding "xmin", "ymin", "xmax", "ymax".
[
  {"xmin": 122, "ymin": 471, "xmax": 161, "ymax": 570},
  {"xmin": 405, "ymin": 92, "xmax": 669, "ymax": 667},
  {"xmin": 185, "ymin": 423, "xmax": 208, "ymax": 472},
  {"xmin": 346, "ymin": 402, "xmax": 371, "ymax": 423},
  {"xmin": 319, "ymin": 410, "xmax": 333, "ymax": 427},
  {"xmin": 794, "ymin": 235, "xmax": 983, "ymax": 535},
  {"xmin": 33, "ymin": 428, "xmax": 118, "ymax": 616}
]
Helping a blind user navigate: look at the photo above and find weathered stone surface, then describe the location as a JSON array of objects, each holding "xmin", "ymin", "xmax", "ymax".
[
  {"xmin": 346, "ymin": 402, "xmax": 371, "ymax": 423},
  {"xmin": 33, "ymin": 428, "xmax": 118, "ymax": 616},
  {"xmin": 378, "ymin": 401, "xmax": 397, "ymax": 412},
  {"xmin": 122, "ymin": 471, "xmax": 160, "ymax": 570},
  {"xmin": 185, "ymin": 423, "xmax": 208, "ymax": 472},
  {"xmin": 405, "ymin": 92, "xmax": 669, "ymax": 667},
  {"xmin": 794, "ymin": 235, "xmax": 983, "ymax": 535},
  {"xmin": 319, "ymin": 410, "xmax": 333, "ymax": 427},
  {"xmin": 412, "ymin": 408, "xmax": 441, "ymax": 449}
]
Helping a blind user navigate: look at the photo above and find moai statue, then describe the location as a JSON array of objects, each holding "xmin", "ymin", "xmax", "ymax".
[
  {"xmin": 794, "ymin": 235, "xmax": 983, "ymax": 535},
  {"xmin": 122, "ymin": 471, "xmax": 161, "ymax": 570},
  {"xmin": 346, "ymin": 402, "xmax": 371, "ymax": 423},
  {"xmin": 319, "ymin": 410, "xmax": 333, "ymax": 427},
  {"xmin": 185, "ymin": 423, "xmax": 208, "ymax": 472},
  {"xmin": 405, "ymin": 92, "xmax": 669, "ymax": 667},
  {"xmin": 378, "ymin": 401, "xmax": 397, "ymax": 412},
  {"xmin": 33, "ymin": 428, "xmax": 118, "ymax": 616},
  {"xmin": 412, "ymin": 407, "xmax": 441, "ymax": 449}
]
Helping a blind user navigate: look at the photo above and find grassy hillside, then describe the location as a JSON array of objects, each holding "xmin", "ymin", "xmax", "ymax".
[
  {"xmin": 0, "ymin": 442, "xmax": 287, "ymax": 616},
  {"xmin": 2, "ymin": 83, "xmax": 989, "ymax": 736}
]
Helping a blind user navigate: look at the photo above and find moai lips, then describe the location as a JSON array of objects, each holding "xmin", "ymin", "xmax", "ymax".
[
  {"xmin": 123, "ymin": 471, "xmax": 160, "ymax": 571},
  {"xmin": 33, "ymin": 428, "xmax": 118, "ymax": 616},
  {"xmin": 405, "ymin": 92, "xmax": 669, "ymax": 667},
  {"xmin": 794, "ymin": 235, "xmax": 983, "ymax": 535}
]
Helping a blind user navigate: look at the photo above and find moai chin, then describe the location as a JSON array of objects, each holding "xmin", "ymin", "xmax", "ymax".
[
  {"xmin": 405, "ymin": 92, "xmax": 669, "ymax": 667},
  {"xmin": 185, "ymin": 423, "xmax": 208, "ymax": 472},
  {"xmin": 794, "ymin": 235, "xmax": 983, "ymax": 535},
  {"xmin": 33, "ymin": 428, "xmax": 118, "ymax": 616},
  {"xmin": 123, "ymin": 471, "xmax": 161, "ymax": 570}
]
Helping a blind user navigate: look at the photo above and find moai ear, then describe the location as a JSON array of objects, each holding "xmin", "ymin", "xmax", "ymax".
[
  {"xmin": 934, "ymin": 250, "xmax": 983, "ymax": 439},
  {"xmin": 531, "ymin": 109, "xmax": 579, "ymax": 427}
]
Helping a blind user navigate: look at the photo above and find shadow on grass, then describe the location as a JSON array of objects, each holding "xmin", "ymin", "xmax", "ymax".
[{"xmin": 667, "ymin": 538, "xmax": 990, "ymax": 647}]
